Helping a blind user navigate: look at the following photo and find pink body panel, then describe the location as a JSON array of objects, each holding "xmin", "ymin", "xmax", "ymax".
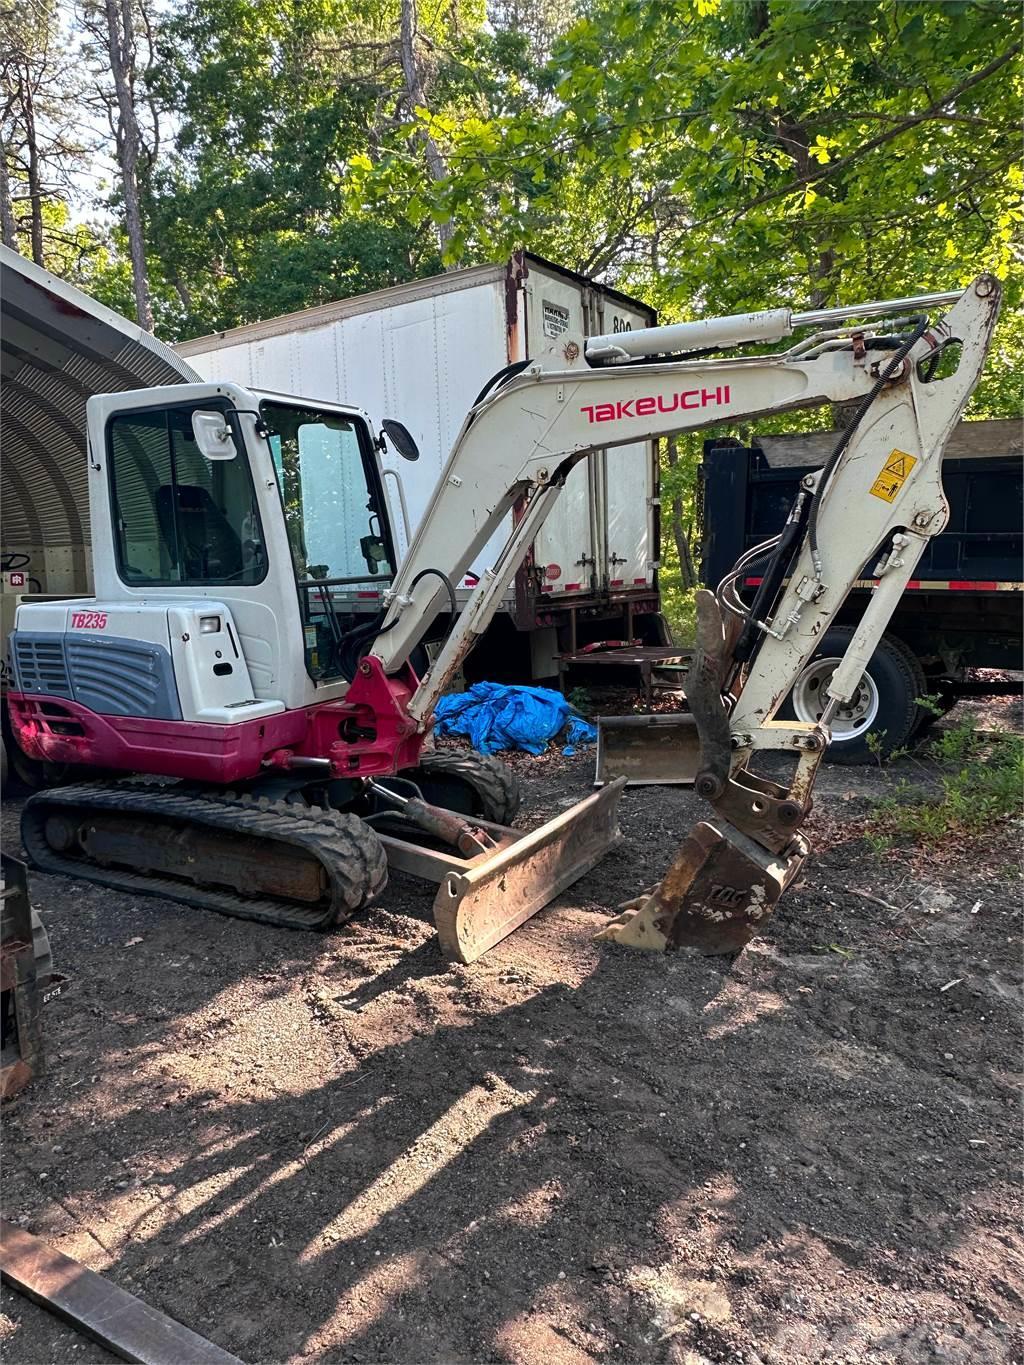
[
  {"xmin": 7, "ymin": 657, "xmax": 426, "ymax": 785},
  {"xmin": 7, "ymin": 693, "xmax": 308, "ymax": 783}
]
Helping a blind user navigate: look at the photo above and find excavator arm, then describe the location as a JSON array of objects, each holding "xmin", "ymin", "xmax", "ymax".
[{"xmin": 372, "ymin": 274, "xmax": 1001, "ymax": 954}]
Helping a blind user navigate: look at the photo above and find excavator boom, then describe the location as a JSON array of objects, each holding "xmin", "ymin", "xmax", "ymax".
[{"xmin": 374, "ymin": 274, "xmax": 1001, "ymax": 953}]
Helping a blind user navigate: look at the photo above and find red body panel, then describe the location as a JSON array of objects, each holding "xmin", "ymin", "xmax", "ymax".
[
  {"xmin": 296, "ymin": 657, "xmax": 425, "ymax": 776},
  {"xmin": 7, "ymin": 658, "xmax": 426, "ymax": 784},
  {"xmin": 7, "ymin": 694, "xmax": 308, "ymax": 783}
]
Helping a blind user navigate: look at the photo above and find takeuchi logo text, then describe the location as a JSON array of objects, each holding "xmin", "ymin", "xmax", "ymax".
[{"xmin": 580, "ymin": 385, "xmax": 731, "ymax": 423}]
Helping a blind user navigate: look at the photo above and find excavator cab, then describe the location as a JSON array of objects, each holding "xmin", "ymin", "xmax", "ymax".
[{"xmin": 101, "ymin": 385, "xmax": 406, "ymax": 693}]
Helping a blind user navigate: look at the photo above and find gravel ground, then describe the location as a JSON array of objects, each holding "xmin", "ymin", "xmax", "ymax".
[{"xmin": 1, "ymin": 697, "xmax": 1021, "ymax": 1365}]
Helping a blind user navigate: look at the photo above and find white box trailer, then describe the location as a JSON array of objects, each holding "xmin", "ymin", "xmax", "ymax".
[{"xmin": 176, "ymin": 252, "xmax": 664, "ymax": 678}]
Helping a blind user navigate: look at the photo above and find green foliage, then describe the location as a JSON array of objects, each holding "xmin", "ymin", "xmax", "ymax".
[
  {"xmin": 24, "ymin": 0, "xmax": 1018, "ymax": 433},
  {"xmin": 914, "ymin": 693, "xmax": 947, "ymax": 720},
  {"xmin": 354, "ymin": 0, "xmax": 1021, "ymax": 411},
  {"xmin": 868, "ymin": 719, "xmax": 1024, "ymax": 844},
  {"xmin": 349, "ymin": 0, "xmax": 1024, "ymax": 620},
  {"xmin": 127, "ymin": 0, "xmax": 492, "ymax": 336},
  {"xmin": 566, "ymin": 685, "xmax": 591, "ymax": 714},
  {"xmin": 660, "ymin": 581, "xmax": 697, "ymax": 645}
]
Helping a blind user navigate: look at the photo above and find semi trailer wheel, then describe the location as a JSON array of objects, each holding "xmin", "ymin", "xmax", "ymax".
[{"xmin": 779, "ymin": 627, "xmax": 925, "ymax": 765}]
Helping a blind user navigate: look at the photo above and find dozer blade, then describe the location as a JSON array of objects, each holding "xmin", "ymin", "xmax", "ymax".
[
  {"xmin": 427, "ymin": 777, "xmax": 626, "ymax": 964},
  {"xmin": 595, "ymin": 712, "xmax": 703, "ymax": 787},
  {"xmin": 595, "ymin": 820, "xmax": 808, "ymax": 955}
]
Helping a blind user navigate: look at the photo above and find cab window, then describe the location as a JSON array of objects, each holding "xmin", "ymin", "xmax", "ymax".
[
  {"xmin": 260, "ymin": 400, "xmax": 395, "ymax": 680},
  {"xmin": 107, "ymin": 402, "xmax": 267, "ymax": 586}
]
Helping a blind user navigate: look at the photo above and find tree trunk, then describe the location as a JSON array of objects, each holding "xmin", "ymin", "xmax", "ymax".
[
  {"xmin": 777, "ymin": 118, "xmax": 836, "ymax": 307},
  {"xmin": 20, "ymin": 69, "xmax": 45, "ymax": 264},
  {"xmin": 665, "ymin": 438, "xmax": 697, "ymax": 590},
  {"xmin": 0, "ymin": 129, "xmax": 18, "ymax": 249},
  {"xmin": 399, "ymin": 0, "xmax": 453, "ymax": 254},
  {"xmin": 104, "ymin": 0, "xmax": 153, "ymax": 330}
]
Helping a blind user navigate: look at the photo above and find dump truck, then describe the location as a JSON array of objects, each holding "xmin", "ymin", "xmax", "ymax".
[{"xmin": 699, "ymin": 420, "xmax": 1022, "ymax": 762}]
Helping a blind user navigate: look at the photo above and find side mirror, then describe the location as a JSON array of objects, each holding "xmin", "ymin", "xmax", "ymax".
[
  {"xmin": 381, "ymin": 419, "xmax": 419, "ymax": 462},
  {"xmin": 192, "ymin": 410, "xmax": 238, "ymax": 460}
]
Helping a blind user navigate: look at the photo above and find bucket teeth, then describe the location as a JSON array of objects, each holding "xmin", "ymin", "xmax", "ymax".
[{"xmin": 594, "ymin": 894, "xmax": 670, "ymax": 952}]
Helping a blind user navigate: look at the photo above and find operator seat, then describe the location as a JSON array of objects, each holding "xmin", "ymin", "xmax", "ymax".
[{"xmin": 155, "ymin": 484, "xmax": 243, "ymax": 580}]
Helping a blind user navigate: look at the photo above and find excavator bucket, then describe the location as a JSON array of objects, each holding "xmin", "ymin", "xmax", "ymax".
[
  {"xmin": 594, "ymin": 712, "xmax": 703, "ymax": 786},
  {"xmin": 595, "ymin": 589, "xmax": 809, "ymax": 954},
  {"xmin": 595, "ymin": 822, "xmax": 808, "ymax": 955}
]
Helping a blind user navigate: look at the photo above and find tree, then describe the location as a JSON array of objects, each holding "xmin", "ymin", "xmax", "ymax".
[
  {"xmin": 1, "ymin": 0, "xmax": 90, "ymax": 264},
  {"xmin": 79, "ymin": 0, "xmax": 159, "ymax": 328},
  {"xmin": 398, "ymin": 0, "xmax": 453, "ymax": 253},
  {"xmin": 489, "ymin": 0, "xmax": 576, "ymax": 67},
  {"xmin": 353, "ymin": 0, "xmax": 1021, "ymax": 404},
  {"xmin": 141, "ymin": 0, "xmax": 528, "ymax": 333}
]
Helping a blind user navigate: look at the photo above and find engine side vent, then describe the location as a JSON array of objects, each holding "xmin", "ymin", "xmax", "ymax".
[
  {"xmin": 10, "ymin": 634, "xmax": 73, "ymax": 699},
  {"xmin": 66, "ymin": 636, "xmax": 182, "ymax": 719}
]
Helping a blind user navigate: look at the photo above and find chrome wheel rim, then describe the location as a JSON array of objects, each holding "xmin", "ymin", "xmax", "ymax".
[{"xmin": 791, "ymin": 656, "xmax": 880, "ymax": 741}]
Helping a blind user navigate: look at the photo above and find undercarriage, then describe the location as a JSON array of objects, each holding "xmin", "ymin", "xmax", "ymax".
[{"xmin": 21, "ymin": 753, "xmax": 625, "ymax": 963}]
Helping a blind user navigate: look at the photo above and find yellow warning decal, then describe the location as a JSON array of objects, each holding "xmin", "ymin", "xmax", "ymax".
[{"xmin": 869, "ymin": 448, "xmax": 917, "ymax": 503}]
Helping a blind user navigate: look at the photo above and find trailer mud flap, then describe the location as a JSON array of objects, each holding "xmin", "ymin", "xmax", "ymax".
[
  {"xmin": 595, "ymin": 712, "xmax": 703, "ymax": 787},
  {"xmin": 430, "ymin": 777, "xmax": 626, "ymax": 963}
]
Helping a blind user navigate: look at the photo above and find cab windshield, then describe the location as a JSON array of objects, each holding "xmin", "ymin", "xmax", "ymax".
[{"xmin": 260, "ymin": 400, "xmax": 394, "ymax": 680}]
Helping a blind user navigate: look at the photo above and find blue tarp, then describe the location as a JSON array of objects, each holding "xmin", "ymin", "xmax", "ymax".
[{"xmin": 434, "ymin": 682, "xmax": 598, "ymax": 756}]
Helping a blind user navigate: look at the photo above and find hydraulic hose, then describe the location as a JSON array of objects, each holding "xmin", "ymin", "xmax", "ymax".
[
  {"xmin": 338, "ymin": 567, "xmax": 459, "ymax": 680},
  {"xmin": 407, "ymin": 567, "xmax": 458, "ymax": 623},
  {"xmin": 731, "ymin": 494, "xmax": 811, "ymax": 664}
]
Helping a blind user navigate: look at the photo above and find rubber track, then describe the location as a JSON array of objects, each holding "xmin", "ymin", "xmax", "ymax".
[
  {"xmin": 21, "ymin": 784, "xmax": 388, "ymax": 931},
  {"xmin": 412, "ymin": 750, "xmax": 521, "ymax": 824}
]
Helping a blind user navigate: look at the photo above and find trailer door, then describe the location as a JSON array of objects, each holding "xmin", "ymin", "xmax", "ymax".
[
  {"xmin": 522, "ymin": 271, "xmax": 597, "ymax": 599},
  {"xmin": 599, "ymin": 298, "xmax": 657, "ymax": 595}
]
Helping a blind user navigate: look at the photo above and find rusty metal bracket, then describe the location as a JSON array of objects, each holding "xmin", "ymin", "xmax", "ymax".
[
  {"xmin": 682, "ymin": 589, "xmax": 733, "ymax": 795},
  {"xmin": 0, "ymin": 1220, "xmax": 244, "ymax": 1364},
  {"xmin": 1, "ymin": 855, "xmax": 43, "ymax": 1101}
]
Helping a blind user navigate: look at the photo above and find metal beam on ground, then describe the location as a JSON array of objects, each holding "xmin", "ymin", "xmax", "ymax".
[{"xmin": 0, "ymin": 1221, "xmax": 245, "ymax": 1365}]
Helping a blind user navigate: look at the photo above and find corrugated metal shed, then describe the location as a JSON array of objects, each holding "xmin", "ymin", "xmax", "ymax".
[{"xmin": 0, "ymin": 246, "xmax": 198, "ymax": 569}]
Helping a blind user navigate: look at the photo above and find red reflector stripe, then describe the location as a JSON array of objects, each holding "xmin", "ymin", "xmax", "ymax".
[
  {"xmin": 743, "ymin": 575, "xmax": 1022, "ymax": 592},
  {"xmin": 633, "ymin": 577, "xmax": 647, "ymax": 585},
  {"xmin": 564, "ymin": 583, "xmax": 582, "ymax": 592},
  {"xmin": 610, "ymin": 579, "xmax": 624, "ymax": 587},
  {"xmin": 357, "ymin": 591, "xmax": 379, "ymax": 599}
]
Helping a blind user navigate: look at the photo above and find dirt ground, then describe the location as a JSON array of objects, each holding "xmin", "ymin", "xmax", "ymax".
[{"xmin": 1, "ymin": 696, "xmax": 1021, "ymax": 1365}]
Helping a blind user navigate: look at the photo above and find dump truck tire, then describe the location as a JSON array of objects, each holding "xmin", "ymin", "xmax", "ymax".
[{"xmin": 780, "ymin": 627, "xmax": 923, "ymax": 765}]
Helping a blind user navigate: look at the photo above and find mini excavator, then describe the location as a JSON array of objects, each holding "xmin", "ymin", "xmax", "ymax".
[{"xmin": 8, "ymin": 275, "xmax": 1000, "ymax": 960}]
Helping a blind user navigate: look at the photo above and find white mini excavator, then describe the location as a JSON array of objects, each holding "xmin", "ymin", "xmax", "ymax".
[{"xmin": 8, "ymin": 271, "xmax": 1001, "ymax": 960}]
